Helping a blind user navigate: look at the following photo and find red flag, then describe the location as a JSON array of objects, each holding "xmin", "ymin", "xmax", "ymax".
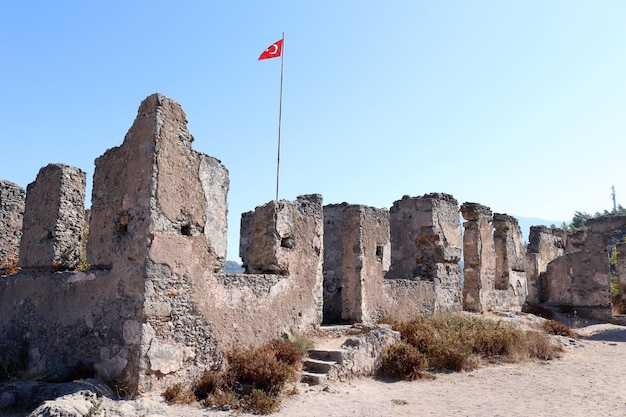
[{"xmin": 258, "ymin": 39, "xmax": 283, "ymax": 60}]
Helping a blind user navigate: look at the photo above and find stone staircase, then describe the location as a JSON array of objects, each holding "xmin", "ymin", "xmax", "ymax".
[{"xmin": 301, "ymin": 348, "xmax": 346, "ymax": 385}]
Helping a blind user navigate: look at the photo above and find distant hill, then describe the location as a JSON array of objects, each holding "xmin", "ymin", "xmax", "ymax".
[{"xmin": 223, "ymin": 260, "xmax": 244, "ymax": 274}]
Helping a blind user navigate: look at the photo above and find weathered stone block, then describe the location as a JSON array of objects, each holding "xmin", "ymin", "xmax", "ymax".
[
  {"xmin": 18, "ymin": 164, "xmax": 85, "ymax": 270},
  {"xmin": 0, "ymin": 180, "xmax": 25, "ymax": 274},
  {"xmin": 460, "ymin": 202, "xmax": 495, "ymax": 312},
  {"xmin": 526, "ymin": 226, "xmax": 566, "ymax": 304},
  {"xmin": 387, "ymin": 193, "xmax": 462, "ymax": 311},
  {"xmin": 322, "ymin": 204, "xmax": 390, "ymax": 324}
]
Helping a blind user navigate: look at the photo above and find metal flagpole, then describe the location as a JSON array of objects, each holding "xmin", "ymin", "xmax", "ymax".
[{"xmin": 275, "ymin": 32, "xmax": 285, "ymax": 202}]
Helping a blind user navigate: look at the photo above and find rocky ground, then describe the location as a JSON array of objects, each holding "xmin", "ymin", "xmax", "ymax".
[{"xmin": 3, "ymin": 321, "xmax": 626, "ymax": 417}]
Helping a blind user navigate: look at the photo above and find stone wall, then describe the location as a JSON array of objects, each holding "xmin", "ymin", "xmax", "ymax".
[
  {"xmin": 387, "ymin": 193, "xmax": 463, "ymax": 311},
  {"xmin": 460, "ymin": 202, "xmax": 495, "ymax": 312},
  {"xmin": 491, "ymin": 213, "xmax": 527, "ymax": 310},
  {"xmin": 525, "ymin": 226, "xmax": 567, "ymax": 305},
  {"xmin": 0, "ymin": 180, "xmax": 25, "ymax": 274},
  {"xmin": 0, "ymin": 94, "xmax": 324, "ymax": 394},
  {"xmin": 18, "ymin": 164, "xmax": 86, "ymax": 270},
  {"xmin": 322, "ymin": 204, "xmax": 390, "ymax": 324},
  {"xmin": 2, "ymin": 92, "xmax": 625, "ymax": 395},
  {"xmin": 539, "ymin": 216, "xmax": 626, "ymax": 320}
]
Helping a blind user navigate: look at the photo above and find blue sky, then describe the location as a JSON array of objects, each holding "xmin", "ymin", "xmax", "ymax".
[{"xmin": 2, "ymin": 1, "xmax": 625, "ymax": 261}]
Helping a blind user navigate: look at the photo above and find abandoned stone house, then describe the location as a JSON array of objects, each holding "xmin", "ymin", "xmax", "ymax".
[{"xmin": 1, "ymin": 94, "xmax": 625, "ymax": 394}]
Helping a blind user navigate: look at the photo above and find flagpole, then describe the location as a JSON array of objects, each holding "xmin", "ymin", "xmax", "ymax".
[{"xmin": 275, "ymin": 32, "xmax": 285, "ymax": 202}]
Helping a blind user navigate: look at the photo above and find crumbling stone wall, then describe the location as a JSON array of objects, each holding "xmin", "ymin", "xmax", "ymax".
[
  {"xmin": 18, "ymin": 163, "xmax": 86, "ymax": 270},
  {"xmin": 0, "ymin": 180, "xmax": 25, "ymax": 274},
  {"xmin": 525, "ymin": 226, "xmax": 567, "ymax": 305},
  {"xmin": 322, "ymin": 204, "xmax": 390, "ymax": 324},
  {"xmin": 491, "ymin": 214, "xmax": 527, "ymax": 309},
  {"xmin": 0, "ymin": 94, "xmax": 324, "ymax": 395},
  {"xmin": 460, "ymin": 202, "xmax": 496, "ymax": 312},
  {"xmin": 387, "ymin": 193, "xmax": 463, "ymax": 311},
  {"xmin": 540, "ymin": 217, "xmax": 626, "ymax": 320}
]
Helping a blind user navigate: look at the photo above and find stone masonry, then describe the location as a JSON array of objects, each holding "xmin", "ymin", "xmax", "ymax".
[
  {"xmin": 539, "ymin": 216, "xmax": 626, "ymax": 320},
  {"xmin": 387, "ymin": 193, "xmax": 463, "ymax": 311},
  {"xmin": 2, "ymin": 92, "xmax": 625, "ymax": 395},
  {"xmin": 492, "ymin": 213, "xmax": 527, "ymax": 310},
  {"xmin": 0, "ymin": 180, "xmax": 25, "ymax": 274},
  {"xmin": 525, "ymin": 226, "xmax": 567, "ymax": 305},
  {"xmin": 460, "ymin": 202, "xmax": 496, "ymax": 312},
  {"xmin": 18, "ymin": 164, "xmax": 86, "ymax": 270},
  {"xmin": 322, "ymin": 204, "xmax": 391, "ymax": 324}
]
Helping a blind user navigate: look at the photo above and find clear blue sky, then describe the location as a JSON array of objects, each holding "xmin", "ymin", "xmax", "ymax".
[{"xmin": 2, "ymin": 1, "xmax": 625, "ymax": 261}]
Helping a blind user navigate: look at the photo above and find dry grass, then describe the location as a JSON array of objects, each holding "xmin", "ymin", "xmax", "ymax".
[
  {"xmin": 166, "ymin": 337, "xmax": 305, "ymax": 414},
  {"xmin": 542, "ymin": 319, "xmax": 576, "ymax": 338},
  {"xmin": 163, "ymin": 382, "xmax": 196, "ymax": 404},
  {"xmin": 379, "ymin": 312, "xmax": 563, "ymax": 380}
]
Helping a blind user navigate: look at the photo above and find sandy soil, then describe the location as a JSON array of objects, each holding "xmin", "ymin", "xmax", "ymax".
[{"xmin": 9, "ymin": 323, "xmax": 626, "ymax": 417}]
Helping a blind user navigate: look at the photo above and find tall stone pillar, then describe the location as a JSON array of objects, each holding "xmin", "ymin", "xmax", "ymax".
[
  {"xmin": 460, "ymin": 202, "xmax": 495, "ymax": 312},
  {"xmin": 492, "ymin": 214, "xmax": 527, "ymax": 309},
  {"xmin": 18, "ymin": 164, "xmax": 86, "ymax": 270},
  {"xmin": 323, "ymin": 204, "xmax": 390, "ymax": 324},
  {"xmin": 0, "ymin": 180, "xmax": 25, "ymax": 274},
  {"xmin": 388, "ymin": 193, "xmax": 463, "ymax": 310}
]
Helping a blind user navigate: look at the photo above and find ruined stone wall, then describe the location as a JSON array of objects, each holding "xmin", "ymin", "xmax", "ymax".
[
  {"xmin": 540, "ymin": 217, "xmax": 626, "ymax": 320},
  {"xmin": 387, "ymin": 193, "xmax": 462, "ymax": 311},
  {"xmin": 0, "ymin": 180, "xmax": 25, "ymax": 274},
  {"xmin": 460, "ymin": 202, "xmax": 496, "ymax": 312},
  {"xmin": 0, "ymin": 163, "xmax": 135, "ymax": 388},
  {"xmin": 0, "ymin": 94, "xmax": 324, "ymax": 395},
  {"xmin": 491, "ymin": 213, "xmax": 527, "ymax": 310},
  {"xmin": 19, "ymin": 163, "xmax": 86, "ymax": 270},
  {"xmin": 322, "ymin": 204, "xmax": 390, "ymax": 324},
  {"xmin": 525, "ymin": 226, "xmax": 567, "ymax": 305}
]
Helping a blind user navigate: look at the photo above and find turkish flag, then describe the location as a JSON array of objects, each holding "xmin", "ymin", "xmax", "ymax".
[{"xmin": 258, "ymin": 39, "xmax": 283, "ymax": 60}]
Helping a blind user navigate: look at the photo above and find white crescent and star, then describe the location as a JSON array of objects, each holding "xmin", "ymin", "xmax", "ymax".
[{"xmin": 267, "ymin": 44, "xmax": 279, "ymax": 55}]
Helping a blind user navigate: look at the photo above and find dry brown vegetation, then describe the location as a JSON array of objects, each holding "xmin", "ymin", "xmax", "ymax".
[
  {"xmin": 164, "ymin": 338, "xmax": 307, "ymax": 414},
  {"xmin": 379, "ymin": 313, "xmax": 564, "ymax": 380}
]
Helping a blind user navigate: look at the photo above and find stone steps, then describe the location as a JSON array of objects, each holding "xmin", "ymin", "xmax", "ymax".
[{"xmin": 300, "ymin": 348, "xmax": 347, "ymax": 385}]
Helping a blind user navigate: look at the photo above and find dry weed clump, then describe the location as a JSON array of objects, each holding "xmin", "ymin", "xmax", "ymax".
[
  {"xmin": 379, "ymin": 312, "xmax": 563, "ymax": 380},
  {"xmin": 163, "ymin": 382, "xmax": 196, "ymax": 404},
  {"xmin": 379, "ymin": 341, "xmax": 431, "ymax": 380},
  {"xmin": 541, "ymin": 319, "xmax": 576, "ymax": 338},
  {"xmin": 165, "ymin": 337, "xmax": 305, "ymax": 414}
]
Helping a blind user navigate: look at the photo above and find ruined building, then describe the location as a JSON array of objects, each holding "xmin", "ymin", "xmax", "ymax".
[{"xmin": 1, "ymin": 94, "xmax": 624, "ymax": 394}]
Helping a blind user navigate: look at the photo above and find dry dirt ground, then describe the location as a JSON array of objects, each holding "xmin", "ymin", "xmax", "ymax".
[{"xmin": 8, "ymin": 323, "xmax": 626, "ymax": 417}]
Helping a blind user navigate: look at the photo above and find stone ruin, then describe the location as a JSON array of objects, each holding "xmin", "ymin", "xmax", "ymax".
[{"xmin": 1, "ymin": 93, "xmax": 625, "ymax": 395}]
